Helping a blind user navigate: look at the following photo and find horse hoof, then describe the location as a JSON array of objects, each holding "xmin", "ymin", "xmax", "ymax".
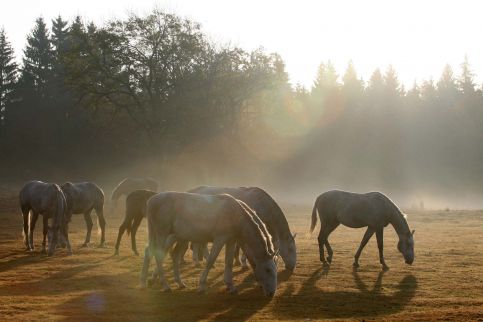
[
  {"xmin": 198, "ymin": 286, "xmax": 207, "ymax": 294},
  {"xmin": 177, "ymin": 282, "xmax": 186, "ymax": 289},
  {"xmin": 147, "ymin": 279, "xmax": 154, "ymax": 288},
  {"xmin": 114, "ymin": 250, "xmax": 119, "ymax": 256},
  {"xmin": 322, "ymin": 262, "xmax": 330, "ymax": 268},
  {"xmin": 382, "ymin": 265, "xmax": 390, "ymax": 271},
  {"xmin": 133, "ymin": 251, "xmax": 139, "ymax": 256},
  {"xmin": 162, "ymin": 287, "xmax": 172, "ymax": 293},
  {"xmin": 226, "ymin": 286, "xmax": 238, "ymax": 295},
  {"xmin": 98, "ymin": 243, "xmax": 106, "ymax": 248},
  {"xmin": 41, "ymin": 248, "xmax": 47, "ymax": 254},
  {"xmin": 327, "ymin": 256, "xmax": 332, "ymax": 264},
  {"xmin": 81, "ymin": 243, "xmax": 89, "ymax": 248}
]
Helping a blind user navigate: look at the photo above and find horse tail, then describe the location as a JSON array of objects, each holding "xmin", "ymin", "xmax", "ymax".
[{"xmin": 310, "ymin": 197, "xmax": 319, "ymax": 233}]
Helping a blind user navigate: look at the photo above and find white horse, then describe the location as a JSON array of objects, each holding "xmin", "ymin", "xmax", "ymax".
[
  {"xmin": 140, "ymin": 192, "xmax": 278, "ymax": 297},
  {"xmin": 19, "ymin": 181, "xmax": 72, "ymax": 256},
  {"xmin": 61, "ymin": 182, "xmax": 106, "ymax": 247},
  {"xmin": 311, "ymin": 190, "xmax": 415, "ymax": 270}
]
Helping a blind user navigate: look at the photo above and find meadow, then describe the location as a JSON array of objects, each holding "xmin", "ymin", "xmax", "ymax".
[{"xmin": 0, "ymin": 191, "xmax": 482, "ymax": 321}]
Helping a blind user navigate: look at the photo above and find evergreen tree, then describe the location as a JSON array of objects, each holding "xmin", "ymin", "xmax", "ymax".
[
  {"xmin": 0, "ymin": 28, "xmax": 17, "ymax": 126},
  {"xmin": 437, "ymin": 64, "xmax": 458, "ymax": 107},
  {"xmin": 20, "ymin": 17, "xmax": 53, "ymax": 100},
  {"xmin": 341, "ymin": 60, "xmax": 364, "ymax": 107},
  {"xmin": 458, "ymin": 55, "xmax": 476, "ymax": 96}
]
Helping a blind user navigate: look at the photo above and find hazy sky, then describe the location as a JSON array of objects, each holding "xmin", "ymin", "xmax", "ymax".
[{"xmin": 1, "ymin": 0, "xmax": 482, "ymax": 88}]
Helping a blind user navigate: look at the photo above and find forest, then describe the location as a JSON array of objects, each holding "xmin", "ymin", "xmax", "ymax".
[{"xmin": 1, "ymin": 10, "xmax": 483, "ymax": 207}]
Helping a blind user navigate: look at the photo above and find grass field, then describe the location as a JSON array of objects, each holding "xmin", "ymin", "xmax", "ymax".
[{"xmin": 0, "ymin": 192, "xmax": 482, "ymax": 321}]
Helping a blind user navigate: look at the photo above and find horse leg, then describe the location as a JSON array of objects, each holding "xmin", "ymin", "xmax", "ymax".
[
  {"xmin": 173, "ymin": 241, "xmax": 189, "ymax": 289},
  {"xmin": 376, "ymin": 228, "xmax": 389, "ymax": 271},
  {"xmin": 224, "ymin": 240, "xmax": 237, "ymax": 294},
  {"xmin": 324, "ymin": 222, "xmax": 340, "ymax": 264},
  {"xmin": 240, "ymin": 250, "xmax": 249, "ymax": 270},
  {"xmin": 199, "ymin": 237, "xmax": 226, "ymax": 293},
  {"xmin": 28, "ymin": 212, "xmax": 39, "ymax": 251},
  {"xmin": 152, "ymin": 236, "xmax": 171, "ymax": 292},
  {"xmin": 63, "ymin": 223, "xmax": 73, "ymax": 255},
  {"xmin": 317, "ymin": 225, "xmax": 329, "ymax": 266},
  {"xmin": 192, "ymin": 243, "xmax": 201, "ymax": 267},
  {"xmin": 233, "ymin": 243, "xmax": 241, "ymax": 266},
  {"xmin": 96, "ymin": 205, "xmax": 106, "ymax": 247},
  {"xmin": 82, "ymin": 210, "xmax": 93, "ymax": 247},
  {"xmin": 22, "ymin": 208, "xmax": 30, "ymax": 250},
  {"xmin": 354, "ymin": 227, "xmax": 374, "ymax": 268},
  {"xmin": 41, "ymin": 216, "xmax": 48, "ymax": 254},
  {"xmin": 114, "ymin": 217, "xmax": 129, "ymax": 256},
  {"xmin": 131, "ymin": 215, "xmax": 143, "ymax": 256},
  {"xmin": 140, "ymin": 246, "xmax": 151, "ymax": 289}
]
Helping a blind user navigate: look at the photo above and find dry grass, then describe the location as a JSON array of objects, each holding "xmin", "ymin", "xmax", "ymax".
[{"xmin": 0, "ymin": 195, "xmax": 482, "ymax": 321}]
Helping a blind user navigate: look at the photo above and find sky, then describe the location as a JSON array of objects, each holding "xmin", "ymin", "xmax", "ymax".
[{"xmin": 1, "ymin": 0, "xmax": 482, "ymax": 88}]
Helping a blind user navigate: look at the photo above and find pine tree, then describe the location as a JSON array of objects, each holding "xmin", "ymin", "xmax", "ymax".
[
  {"xmin": 341, "ymin": 60, "xmax": 363, "ymax": 107},
  {"xmin": 383, "ymin": 65, "xmax": 403, "ymax": 97},
  {"xmin": 21, "ymin": 17, "xmax": 53, "ymax": 100},
  {"xmin": 437, "ymin": 64, "xmax": 458, "ymax": 107},
  {"xmin": 0, "ymin": 28, "xmax": 17, "ymax": 126},
  {"xmin": 458, "ymin": 55, "xmax": 476, "ymax": 96}
]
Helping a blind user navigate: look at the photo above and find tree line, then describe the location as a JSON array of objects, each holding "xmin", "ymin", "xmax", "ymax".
[{"xmin": 1, "ymin": 10, "xmax": 482, "ymax": 203}]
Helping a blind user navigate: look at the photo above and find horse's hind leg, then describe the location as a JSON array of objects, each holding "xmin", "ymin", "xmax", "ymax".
[
  {"xmin": 82, "ymin": 209, "xmax": 93, "ymax": 247},
  {"xmin": 324, "ymin": 221, "xmax": 340, "ymax": 264},
  {"xmin": 354, "ymin": 227, "xmax": 374, "ymax": 268},
  {"xmin": 22, "ymin": 208, "xmax": 30, "ymax": 250},
  {"xmin": 41, "ymin": 216, "xmax": 48, "ymax": 254},
  {"xmin": 233, "ymin": 243, "xmax": 241, "ymax": 266},
  {"xmin": 223, "ymin": 240, "xmax": 237, "ymax": 294},
  {"xmin": 114, "ymin": 217, "xmax": 129, "ymax": 256},
  {"xmin": 96, "ymin": 205, "xmax": 106, "ymax": 246},
  {"xmin": 376, "ymin": 228, "xmax": 389, "ymax": 271},
  {"xmin": 28, "ymin": 212, "xmax": 39, "ymax": 251},
  {"xmin": 172, "ymin": 241, "xmax": 189, "ymax": 289},
  {"xmin": 131, "ymin": 215, "xmax": 143, "ymax": 256}
]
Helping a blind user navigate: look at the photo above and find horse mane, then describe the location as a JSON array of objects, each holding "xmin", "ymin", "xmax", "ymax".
[
  {"xmin": 381, "ymin": 193, "xmax": 410, "ymax": 234},
  {"xmin": 235, "ymin": 198, "xmax": 275, "ymax": 257},
  {"xmin": 245, "ymin": 187, "xmax": 292, "ymax": 239}
]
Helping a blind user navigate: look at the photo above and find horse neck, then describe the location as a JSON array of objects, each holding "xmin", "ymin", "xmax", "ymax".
[
  {"xmin": 239, "ymin": 215, "xmax": 271, "ymax": 261},
  {"xmin": 389, "ymin": 210, "xmax": 410, "ymax": 237}
]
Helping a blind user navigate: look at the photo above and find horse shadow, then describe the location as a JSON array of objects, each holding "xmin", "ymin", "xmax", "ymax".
[
  {"xmin": 0, "ymin": 250, "xmax": 52, "ymax": 273},
  {"xmin": 273, "ymin": 267, "xmax": 418, "ymax": 319}
]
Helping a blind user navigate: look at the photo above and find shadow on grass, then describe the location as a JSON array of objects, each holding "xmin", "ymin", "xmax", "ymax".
[{"xmin": 273, "ymin": 267, "xmax": 418, "ymax": 319}]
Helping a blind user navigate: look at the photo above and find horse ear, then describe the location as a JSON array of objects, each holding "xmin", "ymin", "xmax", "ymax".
[
  {"xmin": 293, "ymin": 233, "xmax": 297, "ymax": 239},
  {"xmin": 411, "ymin": 230, "xmax": 415, "ymax": 235}
]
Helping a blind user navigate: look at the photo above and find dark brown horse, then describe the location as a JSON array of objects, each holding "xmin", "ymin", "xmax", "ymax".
[{"xmin": 114, "ymin": 189, "xmax": 156, "ymax": 256}]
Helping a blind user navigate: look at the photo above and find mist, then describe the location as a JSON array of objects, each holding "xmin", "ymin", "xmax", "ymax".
[{"xmin": 1, "ymin": 10, "xmax": 483, "ymax": 210}]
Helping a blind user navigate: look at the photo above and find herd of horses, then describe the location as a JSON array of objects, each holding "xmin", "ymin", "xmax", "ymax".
[{"xmin": 18, "ymin": 177, "xmax": 415, "ymax": 297}]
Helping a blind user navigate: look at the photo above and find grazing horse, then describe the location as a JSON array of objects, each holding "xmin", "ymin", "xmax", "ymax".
[
  {"xmin": 114, "ymin": 189, "xmax": 157, "ymax": 256},
  {"xmin": 110, "ymin": 178, "xmax": 158, "ymax": 212},
  {"xmin": 140, "ymin": 192, "xmax": 277, "ymax": 297},
  {"xmin": 19, "ymin": 181, "xmax": 72, "ymax": 256},
  {"xmin": 61, "ymin": 182, "xmax": 106, "ymax": 247},
  {"xmin": 187, "ymin": 186, "xmax": 297, "ymax": 271},
  {"xmin": 310, "ymin": 190, "xmax": 415, "ymax": 270}
]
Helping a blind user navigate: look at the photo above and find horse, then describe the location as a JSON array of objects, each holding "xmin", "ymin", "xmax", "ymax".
[
  {"xmin": 310, "ymin": 190, "xmax": 415, "ymax": 270},
  {"xmin": 140, "ymin": 192, "xmax": 277, "ymax": 297},
  {"xmin": 187, "ymin": 186, "xmax": 297, "ymax": 271},
  {"xmin": 110, "ymin": 178, "xmax": 158, "ymax": 212},
  {"xmin": 114, "ymin": 189, "xmax": 157, "ymax": 256},
  {"xmin": 60, "ymin": 182, "xmax": 106, "ymax": 247},
  {"xmin": 19, "ymin": 180, "xmax": 72, "ymax": 256}
]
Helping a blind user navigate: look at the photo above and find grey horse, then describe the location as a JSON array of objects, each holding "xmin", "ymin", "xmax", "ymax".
[
  {"xmin": 114, "ymin": 189, "xmax": 157, "ymax": 256},
  {"xmin": 187, "ymin": 186, "xmax": 297, "ymax": 271},
  {"xmin": 61, "ymin": 182, "xmax": 106, "ymax": 247},
  {"xmin": 140, "ymin": 192, "xmax": 277, "ymax": 297},
  {"xmin": 19, "ymin": 180, "xmax": 72, "ymax": 256},
  {"xmin": 310, "ymin": 190, "xmax": 415, "ymax": 270},
  {"xmin": 110, "ymin": 178, "xmax": 158, "ymax": 212}
]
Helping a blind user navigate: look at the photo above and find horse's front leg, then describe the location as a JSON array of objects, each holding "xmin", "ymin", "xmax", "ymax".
[
  {"xmin": 198, "ymin": 237, "xmax": 226, "ymax": 293},
  {"xmin": 29, "ymin": 212, "xmax": 39, "ymax": 251},
  {"xmin": 354, "ymin": 227, "xmax": 374, "ymax": 268},
  {"xmin": 375, "ymin": 228, "xmax": 389, "ymax": 271},
  {"xmin": 82, "ymin": 210, "xmax": 93, "ymax": 247},
  {"xmin": 224, "ymin": 240, "xmax": 237, "ymax": 294},
  {"xmin": 41, "ymin": 216, "xmax": 49, "ymax": 254},
  {"xmin": 22, "ymin": 208, "xmax": 30, "ymax": 250}
]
